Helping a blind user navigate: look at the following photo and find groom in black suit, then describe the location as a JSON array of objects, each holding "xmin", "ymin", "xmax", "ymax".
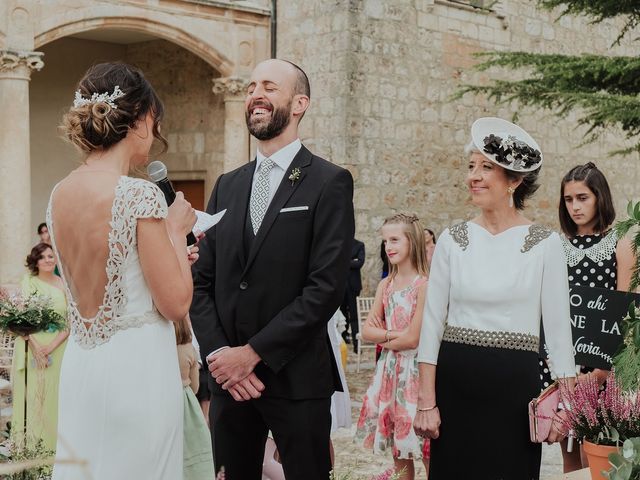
[{"xmin": 190, "ymin": 59, "xmax": 355, "ymax": 479}]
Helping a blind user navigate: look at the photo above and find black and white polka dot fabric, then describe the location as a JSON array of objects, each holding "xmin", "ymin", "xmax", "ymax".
[
  {"xmin": 540, "ymin": 231, "xmax": 619, "ymax": 390},
  {"xmin": 563, "ymin": 230, "xmax": 618, "ymax": 291}
]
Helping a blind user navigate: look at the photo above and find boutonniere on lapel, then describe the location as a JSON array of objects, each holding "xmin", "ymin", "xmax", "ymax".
[{"xmin": 288, "ymin": 167, "xmax": 301, "ymax": 186}]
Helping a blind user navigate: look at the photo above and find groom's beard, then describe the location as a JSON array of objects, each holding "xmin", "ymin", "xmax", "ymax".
[{"xmin": 246, "ymin": 99, "xmax": 292, "ymax": 141}]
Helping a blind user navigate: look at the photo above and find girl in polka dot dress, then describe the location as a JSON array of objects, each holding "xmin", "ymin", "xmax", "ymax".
[{"xmin": 543, "ymin": 162, "xmax": 635, "ymax": 472}]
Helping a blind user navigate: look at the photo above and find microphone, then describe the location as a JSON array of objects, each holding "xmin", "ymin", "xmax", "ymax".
[{"xmin": 147, "ymin": 160, "xmax": 197, "ymax": 246}]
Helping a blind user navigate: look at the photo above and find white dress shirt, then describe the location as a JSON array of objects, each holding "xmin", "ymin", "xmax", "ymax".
[
  {"xmin": 417, "ymin": 222, "xmax": 576, "ymax": 378},
  {"xmin": 252, "ymin": 138, "xmax": 302, "ymax": 208}
]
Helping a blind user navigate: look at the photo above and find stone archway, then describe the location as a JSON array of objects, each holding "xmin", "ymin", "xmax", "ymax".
[
  {"xmin": 35, "ymin": 16, "xmax": 234, "ymax": 77},
  {"xmin": 0, "ymin": 1, "xmax": 269, "ymax": 286}
]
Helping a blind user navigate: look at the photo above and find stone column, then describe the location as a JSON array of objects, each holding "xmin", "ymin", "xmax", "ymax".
[
  {"xmin": 212, "ymin": 77, "xmax": 250, "ymax": 173},
  {"xmin": 0, "ymin": 50, "xmax": 44, "ymax": 287}
]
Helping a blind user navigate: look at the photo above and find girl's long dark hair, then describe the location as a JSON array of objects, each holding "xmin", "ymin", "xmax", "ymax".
[{"xmin": 559, "ymin": 162, "xmax": 615, "ymax": 237}]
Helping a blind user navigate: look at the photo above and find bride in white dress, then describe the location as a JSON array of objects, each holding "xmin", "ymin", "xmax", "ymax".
[{"xmin": 49, "ymin": 63, "xmax": 197, "ymax": 480}]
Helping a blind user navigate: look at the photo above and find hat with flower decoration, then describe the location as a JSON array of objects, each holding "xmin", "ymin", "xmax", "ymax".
[{"xmin": 471, "ymin": 117, "xmax": 543, "ymax": 173}]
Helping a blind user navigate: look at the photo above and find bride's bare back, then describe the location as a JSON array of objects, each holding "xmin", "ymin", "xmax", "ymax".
[{"xmin": 49, "ymin": 172, "xmax": 121, "ymax": 321}]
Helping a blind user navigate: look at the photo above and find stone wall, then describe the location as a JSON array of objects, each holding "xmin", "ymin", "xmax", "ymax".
[
  {"xmin": 126, "ymin": 39, "xmax": 225, "ymax": 193},
  {"xmin": 277, "ymin": 0, "xmax": 640, "ymax": 294},
  {"xmin": 30, "ymin": 38, "xmax": 128, "ymax": 239},
  {"xmin": 29, "ymin": 37, "xmax": 224, "ymax": 240}
]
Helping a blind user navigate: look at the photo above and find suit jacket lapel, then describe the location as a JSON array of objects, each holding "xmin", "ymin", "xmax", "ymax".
[
  {"xmin": 230, "ymin": 161, "xmax": 255, "ymax": 269},
  {"xmin": 242, "ymin": 146, "xmax": 312, "ymax": 276}
]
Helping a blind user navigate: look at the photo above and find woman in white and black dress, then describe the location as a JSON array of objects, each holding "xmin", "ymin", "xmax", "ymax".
[{"xmin": 413, "ymin": 118, "xmax": 576, "ymax": 480}]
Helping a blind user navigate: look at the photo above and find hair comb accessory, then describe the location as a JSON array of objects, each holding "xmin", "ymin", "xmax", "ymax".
[{"xmin": 73, "ymin": 85, "xmax": 126, "ymax": 109}]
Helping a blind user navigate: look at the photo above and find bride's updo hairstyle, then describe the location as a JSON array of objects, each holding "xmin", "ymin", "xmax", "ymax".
[{"xmin": 61, "ymin": 62, "xmax": 167, "ymax": 154}]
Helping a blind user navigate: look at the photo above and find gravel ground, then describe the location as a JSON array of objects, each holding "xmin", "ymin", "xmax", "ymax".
[{"xmin": 332, "ymin": 348, "xmax": 564, "ymax": 479}]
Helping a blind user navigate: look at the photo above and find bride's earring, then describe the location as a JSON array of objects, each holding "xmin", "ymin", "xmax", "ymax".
[{"xmin": 507, "ymin": 186, "xmax": 515, "ymax": 208}]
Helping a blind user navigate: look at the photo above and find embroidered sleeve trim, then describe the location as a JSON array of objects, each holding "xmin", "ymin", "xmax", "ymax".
[
  {"xmin": 521, "ymin": 224, "xmax": 552, "ymax": 253},
  {"xmin": 448, "ymin": 221, "xmax": 469, "ymax": 251}
]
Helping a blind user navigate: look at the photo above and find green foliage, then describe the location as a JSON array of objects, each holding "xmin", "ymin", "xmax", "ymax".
[
  {"xmin": 538, "ymin": 0, "xmax": 640, "ymax": 45},
  {"xmin": 1, "ymin": 436, "xmax": 54, "ymax": 480},
  {"xmin": 604, "ymin": 437, "xmax": 640, "ymax": 480},
  {"xmin": 612, "ymin": 203, "xmax": 640, "ymax": 391},
  {"xmin": 614, "ymin": 337, "xmax": 640, "ymax": 393},
  {"xmin": 457, "ymin": 1, "xmax": 640, "ymax": 155},
  {"xmin": 616, "ymin": 202, "xmax": 640, "ymax": 291},
  {"xmin": 457, "ymin": 52, "xmax": 640, "ymax": 154}
]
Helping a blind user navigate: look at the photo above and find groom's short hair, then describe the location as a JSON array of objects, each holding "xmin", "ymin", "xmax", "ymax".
[{"xmin": 283, "ymin": 60, "xmax": 310, "ymax": 99}]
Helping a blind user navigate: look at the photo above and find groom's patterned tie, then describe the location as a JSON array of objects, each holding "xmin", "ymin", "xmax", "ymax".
[{"xmin": 250, "ymin": 158, "xmax": 276, "ymax": 234}]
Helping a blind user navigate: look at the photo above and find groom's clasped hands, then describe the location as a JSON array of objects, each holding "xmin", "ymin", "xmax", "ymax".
[{"xmin": 207, "ymin": 344, "xmax": 265, "ymax": 401}]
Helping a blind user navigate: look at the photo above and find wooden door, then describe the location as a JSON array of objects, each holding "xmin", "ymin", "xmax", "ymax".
[{"xmin": 172, "ymin": 180, "xmax": 205, "ymax": 211}]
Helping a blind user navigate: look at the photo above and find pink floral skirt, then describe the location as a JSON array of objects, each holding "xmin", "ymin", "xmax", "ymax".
[{"xmin": 355, "ymin": 350, "xmax": 429, "ymax": 459}]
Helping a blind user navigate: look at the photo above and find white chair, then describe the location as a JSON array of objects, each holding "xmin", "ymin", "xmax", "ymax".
[{"xmin": 355, "ymin": 296, "xmax": 375, "ymax": 373}]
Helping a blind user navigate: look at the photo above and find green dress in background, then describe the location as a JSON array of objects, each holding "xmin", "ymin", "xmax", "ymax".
[{"xmin": 11, "ymin": 274, "xmax": 68, "ymax": 451}]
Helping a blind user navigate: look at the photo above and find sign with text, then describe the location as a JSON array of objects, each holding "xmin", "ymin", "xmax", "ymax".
[{"xmin": 546, "ymin": 285, "xmax": 639, "ymax": 370}]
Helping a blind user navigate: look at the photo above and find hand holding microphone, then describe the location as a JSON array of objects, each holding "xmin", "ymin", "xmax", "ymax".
[
  {"xmin": 167, "ymin": 191, "xmax": 197, "ymax": 237},
  {"xmin": 147, "ymin": 160, "xmax": 197, "ymax": 245}
]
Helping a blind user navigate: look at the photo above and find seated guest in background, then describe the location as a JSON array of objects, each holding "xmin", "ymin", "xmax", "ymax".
[
  {"xmin": 37, "ymin": 223, "xmax": 60, "ymax": 276},
  {"xmin": 12, "ymin": 242, "xmax": 68, "ymax": 452},
  {"xmin": 414, "ymin": 118, "xmax": 576, "ymax": 480},
  {"xmin": 380, "ymin": 240, "xmax": 389, "ymax": 279},
  {"xmin": 37, "ymin": 223, "xmax": 50, "ymax": 244},
  {"xmin": 423, "ymin": 228, "xmax": 436, "ymax": 270},
  {"xmin": 340, "ymin": 237, "xmax": 365, "ymax": 351}
]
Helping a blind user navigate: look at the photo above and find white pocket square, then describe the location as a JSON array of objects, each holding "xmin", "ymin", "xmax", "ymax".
[{"xmin": 280, "ymin": 206, "xmax": 309, "ymax": 213}]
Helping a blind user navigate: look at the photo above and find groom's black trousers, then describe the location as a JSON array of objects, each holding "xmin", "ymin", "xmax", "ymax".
[{"xmin": 210, "ymin": 393, "xmax": 331, "ymax": 480}]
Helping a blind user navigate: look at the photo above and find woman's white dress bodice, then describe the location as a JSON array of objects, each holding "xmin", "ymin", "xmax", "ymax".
[{"xmin": 417, "ymin": 221, "xmax": 576, "ymax": 378}]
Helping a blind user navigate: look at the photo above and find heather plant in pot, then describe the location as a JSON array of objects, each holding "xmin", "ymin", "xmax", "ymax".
[{"xmin": 559, "ymin": 372, "xmax": 640, "ymax": 479}]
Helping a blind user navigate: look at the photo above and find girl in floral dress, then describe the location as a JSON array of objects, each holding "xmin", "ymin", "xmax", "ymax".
[{"xmin": 355, "ymin": 214, "xmax": 430, "ymax": 480}]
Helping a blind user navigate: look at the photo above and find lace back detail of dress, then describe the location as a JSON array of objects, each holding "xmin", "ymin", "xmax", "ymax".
[{"xmin": 47, "ymin": 177, "xmax": 168, "ymax": 349}]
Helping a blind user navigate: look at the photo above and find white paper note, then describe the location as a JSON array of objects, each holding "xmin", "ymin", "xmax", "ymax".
[{"xmin": 194, "ymin": 209, "xmax": 226, "ymax": 234}]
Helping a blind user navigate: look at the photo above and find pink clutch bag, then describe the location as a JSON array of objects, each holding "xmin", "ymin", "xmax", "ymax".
[{"xmin": 528, "ymin": 382, "xmax": 560, "ymax": 443}]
